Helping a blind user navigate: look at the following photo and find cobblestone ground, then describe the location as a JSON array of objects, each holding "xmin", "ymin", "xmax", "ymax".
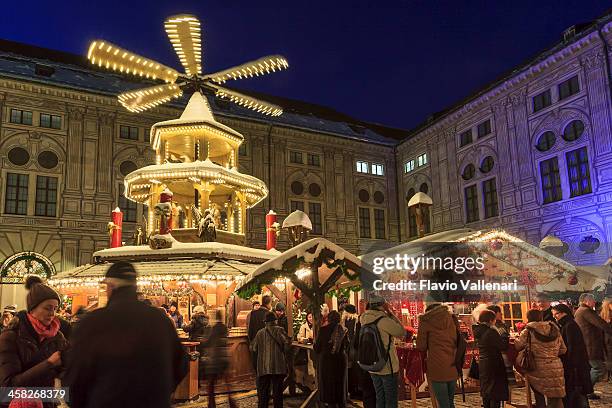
[{"xmin": 177, "ymin": 381, "xmax": 612, "ymax": 408}]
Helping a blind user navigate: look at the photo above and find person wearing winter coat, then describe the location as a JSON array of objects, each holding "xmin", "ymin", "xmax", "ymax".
[
  {"xmin": 360, "ymin": 294, "xmax": 405, "ymax": 408},
  {"xmin": 0, "ymin": 276, "xmax": 68, "ymax": 408},
  {"xmin": 351, "ymin": 318, "xmax": 376, "ymax": 408},
  {"xmin": 552, "ymin": 304, "xmax": 592, "ymax": 408},
  {"xmin": 314, "ymin": 310, "xmax": 348, "ymax": 407},
  {"xmin": 600, "ymin": 298, "xmax": 612, "ymax": 381},
  {"xmin": 473, "ymin": 310, "xmax": 509, "ymax": 408},
  {"xmin": 251, "ymin": 311, "xmax": 290, "ymax": 408},
  {"xmin": 416, "ymin": 303, "xmax": 459, "ymax": 408},
  {"xmin": 183, "ymin": 306, "xmax": 211, "ymax": 343},
  {"xmin": 297, "ymin": 312, "xmax": 314, "ymax": 343},
  {"xmin": 515, "ymin": 309, "xmax": 567, "ymax": 408},
  {"xmin": 342, "ymin": 304, "xmax": 360, "ymax": 398},
  {"xmin": 574, "ymin": 292, "xmax": 612, "ymax": 394},
  {"xmin": 63, "ymin": 262, "xmax": 189, "ymax": 408}
]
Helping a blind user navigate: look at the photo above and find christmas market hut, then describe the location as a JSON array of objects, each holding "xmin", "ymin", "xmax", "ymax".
[
  {"xmin": 361, "ymin": 228, "xmax": 604, "ymax": 330},
  {"xmin": 234, "ymin": 237, "xmax": 372, "ymax": 333}
]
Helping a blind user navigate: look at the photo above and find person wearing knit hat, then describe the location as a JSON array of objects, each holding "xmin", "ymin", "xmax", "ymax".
[
  {"xmin": 274, "ymin": 302, "xmax": 289, "ymax": 333},
  {"xmin": 1, "ymin": 305, "xmax": 17, "ymax": 333},
  {"xmin": 0, "ymin": 275, "xmax": 68, "ymax": 394}
]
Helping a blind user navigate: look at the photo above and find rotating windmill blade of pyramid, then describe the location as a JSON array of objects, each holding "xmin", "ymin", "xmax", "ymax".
[{"xmin": 87, "ymin": 14, "xmax": 288, "ymax": 115}]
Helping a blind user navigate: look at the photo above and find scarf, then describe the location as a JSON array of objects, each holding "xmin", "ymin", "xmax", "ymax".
[
  {"xmin": 27, "ymin": 314, "xmax": 60, "ymax": 342},
  {"xmin": 329, "ymin": 323, "xmax": 347, "ymax": 354}
]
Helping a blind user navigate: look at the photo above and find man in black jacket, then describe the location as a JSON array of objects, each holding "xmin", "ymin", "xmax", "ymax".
[
  {"xmin": 63, "ymin": 262, "xmax": 189, "ymax": 408},
  {"xmin": 552, "ymin": 304, "xmax": 592, "ymax": 408},
  {"xmin": 247, "ymin": 295, "xmax": 271, "ymax": 343}
]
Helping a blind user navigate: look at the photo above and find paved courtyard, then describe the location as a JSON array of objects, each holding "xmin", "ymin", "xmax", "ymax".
[{"xmin": 178, "ymin": 381, "xmax": 612, "ymax": 408}]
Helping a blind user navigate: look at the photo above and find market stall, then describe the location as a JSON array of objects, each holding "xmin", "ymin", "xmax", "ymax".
[
  {"xmin": 362, "ymin": 228, "xmax": 604, "ymax": 402},
  {"xmin": 235, "ymin": 236, "xmax": 372, "ymax": 405}
]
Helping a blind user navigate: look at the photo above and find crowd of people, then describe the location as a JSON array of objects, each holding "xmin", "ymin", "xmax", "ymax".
[{"xmin": 0, "ymin": 269, "xmax": 611, "ymax": 408}]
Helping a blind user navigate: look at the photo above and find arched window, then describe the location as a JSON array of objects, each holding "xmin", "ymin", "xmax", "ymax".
[
  {"xmin": 358, "ymin": 189, "xmax": 370, "ymax": 203},
  {"xmin": 373, "ymin": 191, "xmax": 385, "ymax": 204},
  {"xmin": 290, "ymin": 181, "xmax": 304, "ymax": 195},
  {"xmin": 480, "ymin": 156, "xmax": 495, "ymax": 173},
  {"xmin": 462, "ymin": 164, "xmax": 476, "ymax": 180},
  {"xmin": 8, "ymin": 147, "xmax": 30, "ymax": 166},
  {"xmin": 119, "ymin": 161, "xmax": 138, "ymax": 177},
  {"xmin": 562, "ymin": 120, "xmax": 584, "ymax": 142},
  {"xmin": 419, "ymin": 183, "xmax": 429, "ymax": 194},
  {"xmin": 38, "ymin": 151, "xmax": 59, "ymax": 169},
  {"xmin": 0, "ymin": 252, "xmax": 55, "ymax": 284},
  {"xmin": 536, "ymin": 131, "xmax": 556, "ymax": 152}
]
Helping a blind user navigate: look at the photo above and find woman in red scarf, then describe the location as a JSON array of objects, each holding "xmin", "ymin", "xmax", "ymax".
[{"xmin": 0, "ymin": 275, "xmax": 68, "ymax": 408}]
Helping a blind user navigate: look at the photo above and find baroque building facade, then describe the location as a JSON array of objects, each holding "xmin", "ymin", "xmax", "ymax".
[
  {"xmin": 397, "ymin": 15, "xmax": 612, "ymax": 266},
  {"xmin": 0, "ymin": 13, "xmax": 611, "ymax": 288}
]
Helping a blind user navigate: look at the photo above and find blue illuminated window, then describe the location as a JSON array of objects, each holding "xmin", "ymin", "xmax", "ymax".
[
  {"xmin": 566, "ymin": 147, "xmax": 591, "ymax": 197},
  {"xmin": 540, "ymin": 157, "xmax": 562, "ymax": 204}
]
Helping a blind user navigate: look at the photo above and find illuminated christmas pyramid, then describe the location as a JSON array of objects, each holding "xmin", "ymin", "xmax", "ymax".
[{"xmin": 124, "ymin": 91, "xmax": 268, "ymax": 244}]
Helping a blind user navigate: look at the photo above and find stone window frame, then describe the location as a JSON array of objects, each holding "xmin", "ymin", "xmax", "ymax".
[{"xmin": 1, "ymin": 168, "xmax": 64, "ymax": 218}]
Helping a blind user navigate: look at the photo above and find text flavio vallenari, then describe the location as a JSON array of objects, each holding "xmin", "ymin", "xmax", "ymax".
[
  {"xmin": 369, "ymin": 253, "xmax": 519, "ymax": 292},
  {"xmin": 372, "ymin": 279, "xmax": 519, "ymax": 292}
]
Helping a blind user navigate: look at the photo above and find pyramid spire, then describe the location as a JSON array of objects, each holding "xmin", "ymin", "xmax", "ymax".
[{"xmin": 180, "ymin": 92, "xmax": 215, "ymax": 122}]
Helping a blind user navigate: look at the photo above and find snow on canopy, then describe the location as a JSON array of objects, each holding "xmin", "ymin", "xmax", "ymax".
[
  {"xmin": 282, "ymin": 210, "xmax": 312, "ymax": 230},
  {"xmin": 234, "ymin": 237, "xmax": 367, "ymax": 297},
  {"xmin": 407, "ymin": 192, "xmax": 433, "ymax": 207}
]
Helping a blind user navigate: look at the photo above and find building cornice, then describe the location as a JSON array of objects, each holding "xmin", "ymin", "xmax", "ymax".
[{"xmin": 399, "ymin": 20, "xmax": 612, "ymax": 147}]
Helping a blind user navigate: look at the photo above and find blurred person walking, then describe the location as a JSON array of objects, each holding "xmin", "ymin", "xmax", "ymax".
[
  {"xmin": 575, "ymin": 293, "xmax": 612, "ymax": 399},
  {"xmin": 416, "ymin": 303, "xmax": 459, "ymax": 408},
  {"xmin": 314, "ymin": 310, "xmax": 348, "ymax": 407},
  {"xmin": 63, "ymin": 262, "xmax": 188, "ymax": 408},
  {"xmin": 0, "ymin": 276, "xmax": 68, "ymax": 408},
  {"xmin": 473, "ymin": 310, "xmax": 509, "ymax": 408},
  {"xmin": 515, "ymin": 309, "xmax": 566, "ymax": 408},
  {"xmin": 183, "ymin": 305, "xmax": 211, "ymax": 384},
  {"xmin": 552, "ymin": 304, "xmax": 592, "ymax": 408},
  {"xmin": 251, "ymin": 312, "xmax": 290, "ymax": 408},
  {"xmin": 202, "ymin": 310, "xmax": 235, "ymax": 408}
]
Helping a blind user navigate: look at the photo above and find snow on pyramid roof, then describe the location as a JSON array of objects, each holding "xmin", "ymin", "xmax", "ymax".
[
  {"xmin": 180, "ymin": 91, "xmax": 216, "ymax": 122},
  {"xmin": 282, "ymin": 210, "xmax": 312, "ymax": 230},
  {"xmin": 151, "ymin": 92, "xmax": 243, "ymax": 149}
]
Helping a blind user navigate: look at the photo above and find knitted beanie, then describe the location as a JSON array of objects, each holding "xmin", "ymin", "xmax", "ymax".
[{"xmin": 25, "ymin": 275, "xmax": 61, "ymax": 312}]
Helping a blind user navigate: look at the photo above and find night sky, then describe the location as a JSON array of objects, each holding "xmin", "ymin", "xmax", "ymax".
[{"xmin": 1, "ymin": 1, "xmax": 609, "ymax": 130}]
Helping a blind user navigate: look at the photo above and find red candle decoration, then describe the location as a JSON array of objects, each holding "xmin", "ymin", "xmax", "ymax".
[
  {"xmin": 110, "ymin": 207, "xmax": 123, "ymax": 248},
  {"xmin": 266, "ymin": 210, "xmax": 277, "ymax": 250}
]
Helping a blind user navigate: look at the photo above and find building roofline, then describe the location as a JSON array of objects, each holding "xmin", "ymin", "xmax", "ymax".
[
  {"xmin": 0, "ymin": 38, "xmax": 405, "ymax": 144},
  {"xmin": 400, "ymin": 8, "xmax": 612, "ymax": 144}
]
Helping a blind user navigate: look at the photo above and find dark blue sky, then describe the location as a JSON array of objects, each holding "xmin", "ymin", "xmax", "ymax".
[{"xmin": 1, "ymin": 1, "xmax": 609, "ymax": 129}]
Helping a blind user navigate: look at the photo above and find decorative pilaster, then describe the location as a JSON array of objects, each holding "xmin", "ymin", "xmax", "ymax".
[
  {"xmin": 65, "ymin": 106, "xmax": 85, "ymax": 193},
  {"xmin": 580, "ymin": 49, "xmax": 612, "ymax": 156},
  {"xmin": 508, "ymin": 88, "xmax": 535, "ymax": 184},
  {"xmin": 96, "ymin": 111, "xmax": 116, "ymax": 196}
]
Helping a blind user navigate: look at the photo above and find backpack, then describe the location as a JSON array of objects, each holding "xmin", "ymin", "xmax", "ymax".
[{"xmin": 357, "ymin": 316, "xmax": 392, "ymax": 372}]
